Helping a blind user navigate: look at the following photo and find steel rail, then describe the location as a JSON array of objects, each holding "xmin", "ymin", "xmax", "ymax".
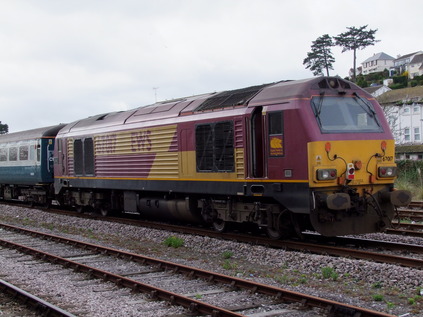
[
  {"xmin": 0, "ymin": 279, "xmax": 77, "ymax": 317},
  {"xmin": 302, "ymin": 233, "xmax": 423, "ymax": 254},
  {"xmin": 0, "ymin": 223, "xmax": 396, "ymax": 317}
]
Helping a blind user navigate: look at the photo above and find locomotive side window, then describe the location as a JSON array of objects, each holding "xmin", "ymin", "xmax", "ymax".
[
  {"xmin": 214, "ymin": 122, "xmax": 234, "ymax": 171},
  {"xmin": 268, "ymin": 111, "xmax": 284, "ymax": 157},
  {"xmin": 74, "ymin": 138, "xmax": 95, "ymax": 176},
  {"xmin": 84, "ymin": 138, "xmax": 95, "ymax": 175},
  {"xmin": 196, "ymin": 125, "xmax": 213, "ymax": 171},
  {"xmin": 74, "ymin": 139, "xmax": 83, "ymax": 176},
  {"xmin": 196, "ymin": 121, "xmax": 234, "ymax": 172}
]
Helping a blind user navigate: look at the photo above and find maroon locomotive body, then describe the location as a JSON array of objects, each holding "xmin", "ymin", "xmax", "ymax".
[{"xmin": 51, "ymin": 77, "xmax": 410, "ymax": 237}]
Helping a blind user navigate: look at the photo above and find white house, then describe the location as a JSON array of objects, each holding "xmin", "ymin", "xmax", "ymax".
[
  {"xmin": 377, "ymin": 86, "xmax": 423, "ymax": 145},
  {"xmin": 361, "ymin": 52, "xmax": 395, "ymax": 75},
  {"xmin": 392, "ymin": 51, "xmax": 423, "ymax": 76},
  {"xmin": 409, "ymin": 53, "xmax": 423, "ymax": 79}
]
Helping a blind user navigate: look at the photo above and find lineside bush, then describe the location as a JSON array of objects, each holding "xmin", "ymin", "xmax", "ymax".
[{"xmin": 396, "ymin": 160, "xmax": 423, "ymax": 200}]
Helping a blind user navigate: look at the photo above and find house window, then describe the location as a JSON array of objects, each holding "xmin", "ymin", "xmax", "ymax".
[
  {"xmin": 403, "ymin": 106, "xmax": 410, "ymax": 114},
  {"xmin": 413, "ymin": 105, "xmax": 420, "ymax": 113},
  {"xmin": 404, "ymin": 128, "xmax": 411, "ymax": 141},
  {"xmin": 414, "ymin": 127, "xmax": 420, "ymax": 141},
  {"xmin": 195, "ymin": 121, "xmax": 234, "ymax": 172}
]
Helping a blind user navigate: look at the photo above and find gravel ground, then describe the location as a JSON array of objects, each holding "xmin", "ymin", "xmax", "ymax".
[{"xmin": 0, "ymin": 204, "xmax": 422, "ymax": 317}]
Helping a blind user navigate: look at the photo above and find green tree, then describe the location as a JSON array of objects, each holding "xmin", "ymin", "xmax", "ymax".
[
  {"xmin": 334, "ymin": 25, "xmax": 379, "ymax": 82},
  {"xmin": 0, "ymin": 121, "xmax": 8, "ymax": 134},
  {"xmin": 303, "ymin": 34, "xmax": 335, "ymax": 76}
]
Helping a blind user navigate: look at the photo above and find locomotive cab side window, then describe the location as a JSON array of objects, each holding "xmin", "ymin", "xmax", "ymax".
[
  {"xmin": 268, "ymin": 111, "xmax": 284, "ymax": 157},
  {"xmin": 195, "ymin": 121, "xmax": 234, "ymax": 172}
]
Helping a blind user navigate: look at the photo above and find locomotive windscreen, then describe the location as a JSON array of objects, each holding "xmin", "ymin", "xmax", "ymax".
[{"xmin": 312, "ymin": 95, "xmax": 383, "ymax": 133}]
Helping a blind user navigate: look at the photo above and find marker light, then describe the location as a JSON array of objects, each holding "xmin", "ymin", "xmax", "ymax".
[
  {"xmin": 381, "ymin": 141, "xmax": 387, "ymax": 151},
  {"xmin": 316, "ymin": 168, "xmax": 337, "ymax": 181},
  {"xmin": 378, "ymin": 166, "xmax": 397, "ymax": 178},
  {"xmin": 347, "ymin": 163, "xmax": 355, "ymax": 180}
]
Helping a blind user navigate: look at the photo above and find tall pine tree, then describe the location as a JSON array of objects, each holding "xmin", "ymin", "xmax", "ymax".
[
  {"xmin": 334, "ymin": 25, "xmax": 379, "ymax": 82},
  {"xmin": 303, "ymin": 34, "xmax": 335, "ymax": 77},
  {"xmin": 0, "ymin": 121, "xmax": 9, "ymax": 134}
]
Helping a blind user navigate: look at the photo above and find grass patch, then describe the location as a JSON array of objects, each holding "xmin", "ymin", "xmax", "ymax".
[
  {"xmin": 321, "ymin": 266, "xmax": 339, "ymax": 281},
  {"xmin": 222, "ymin": 259, "xmax": 238, "ymax": 270},
  {"xmin": 372, "ymin": 294, "xmax": 384, "ymax": 302},
  {"xmin": 163, "ymin": 236, "xmax": 184, "ymax": 248},
  {"xmin": 222, "ymin": 250, "xmax": 233, "ymax": 259}
]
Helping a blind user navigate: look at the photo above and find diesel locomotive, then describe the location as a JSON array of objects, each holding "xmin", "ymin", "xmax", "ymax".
[{"xmin": 0, "ymin": 77, "xmax": 411, "ymax": 238}]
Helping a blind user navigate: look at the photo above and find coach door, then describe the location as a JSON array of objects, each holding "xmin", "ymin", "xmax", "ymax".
[{"xmin": 250, "ymin": 106, "xmax": 265, "ymax": 178}]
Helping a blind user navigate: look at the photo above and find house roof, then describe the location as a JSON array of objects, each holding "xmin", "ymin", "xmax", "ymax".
[
  {"xmin": 394, "ymin": 51, "xmax": 422, "ymax": 62},
  {"xmin": 377, "ymin": 86, "xmax": 423, "ymax": 105},
  {"xmin": 410, "ymin": 53, "xmax": 423, "ymax": 65},
  {"xmin": 363, "ymin": 85, "xmax": 384, "ymax": 94},
  {"xmin": 362, "ymin": 52, "xmax": 394, "ymax": 63}
]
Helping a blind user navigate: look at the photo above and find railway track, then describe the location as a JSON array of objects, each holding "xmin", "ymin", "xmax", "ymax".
[
  {"xmin": 0, "ymin": 222, "xmax": 397, "ymax": 317},
  {"xmin": 3, "ymin": 203, "xmax": 422, "ymax": 269}
]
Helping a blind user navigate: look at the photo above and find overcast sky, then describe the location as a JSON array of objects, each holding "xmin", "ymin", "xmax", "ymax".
[{"xmin": 1, "ymin": 0, "xmax": 422, "ymax": 132}]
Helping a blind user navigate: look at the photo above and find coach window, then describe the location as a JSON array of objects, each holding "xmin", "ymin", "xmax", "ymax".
[
  {"xmin": 19, "ymin": 146, "xmax": 29, "ymax": 161},
  {"xmin": 36, "ymin": 143, "xmax": 41, "ymax": 161},
  {"xmin": 9, "ymin": 147, "xmax": 17, "ymax": 161},
  {"xmin": 0, "ymin": 148, "xmax": 7, "ymax": 161},
  {"xmin": 196, "ymin": 121, "xmax": 234, "ymax": 172},
  {"xmin": 268, "ymin": 111, "xmax": 284, "ymax": 157}
]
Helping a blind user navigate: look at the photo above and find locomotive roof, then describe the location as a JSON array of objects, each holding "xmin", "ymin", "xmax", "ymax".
[
  {"xmin": 59, "ymin": 77, "xmax": 362, "ymax": 134},
  {"xmin": 0, "ymin": 124, "xmax": 66, "ymax": 143}
]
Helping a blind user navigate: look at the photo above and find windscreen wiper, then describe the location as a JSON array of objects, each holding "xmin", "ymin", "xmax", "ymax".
[{"xmin": 353, "ymin": 92, "xmax": 376, "ymax": 117}]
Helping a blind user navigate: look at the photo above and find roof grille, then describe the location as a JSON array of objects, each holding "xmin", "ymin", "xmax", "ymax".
[{"xmin": 195, "ymin": 83, "xmax": 271, "ymax": 112}]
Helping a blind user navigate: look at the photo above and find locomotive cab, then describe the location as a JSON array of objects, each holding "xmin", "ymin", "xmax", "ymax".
[{"xmin": 304, "ymin": 78, "xmax": 411, "ymax": 236}]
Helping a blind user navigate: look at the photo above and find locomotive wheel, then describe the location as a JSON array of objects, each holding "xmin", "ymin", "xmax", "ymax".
[
  {"xmin": 266, "ymin": 210, "xmax": 294, "ymax": 239},
  {"xmin": 99, "ymin": 203, "xmax": 111, "ymax": 217},
  {"xmin": 212, "ymin": 219, "xmax": 227, "ymax": 232}
]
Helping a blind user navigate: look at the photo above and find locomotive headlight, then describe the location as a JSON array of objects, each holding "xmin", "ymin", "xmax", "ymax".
[
  {"xmin": 316, "ymin": 168, "xmax": 337, "ymax": 181},
  {"xmin": 378, "ymin": 166, "xmax": 397, "ymax": 178}
]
